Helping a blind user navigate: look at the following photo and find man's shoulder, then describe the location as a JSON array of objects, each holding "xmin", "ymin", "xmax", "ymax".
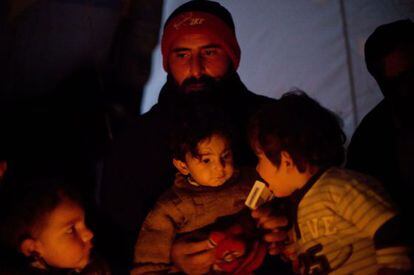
[
  {"xmin": 348, "ymin": 100, "xmax": 393, "ymax": 152},
  {"xmin": 354, "ymin": 100, "xmax": 392, "ymax": 134},
  {"xmin": 234, "ymin": 87, "xmax": 276, "ymax": 119},
  {"xmin": 110, "ymin": 104, "xmax": 166, "ymax": 146},
  {"xmin": 244, "ymin": 89, "xmax": 276, "ymax": 105}
]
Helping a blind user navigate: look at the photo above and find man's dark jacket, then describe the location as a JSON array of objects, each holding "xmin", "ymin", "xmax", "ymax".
[
  {"xmin": 98, "ymin": 73, "xmax": 276, "ymax": 271},
  {"xmin": 347, "ymin": 99, "xmax": 414, "ymax": 214}
]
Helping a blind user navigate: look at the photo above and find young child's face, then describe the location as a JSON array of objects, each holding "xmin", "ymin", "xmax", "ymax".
[
  {"xmin": 184, "ymin": 134, "xmax": 234, "ymax": 187},
  {"xmin": 255, "ymin": 152, "xmax": 297, "ymax": 197},
  {"xmin": 33, "ymin": 198, "xmax": 94, "ymax": 270}
]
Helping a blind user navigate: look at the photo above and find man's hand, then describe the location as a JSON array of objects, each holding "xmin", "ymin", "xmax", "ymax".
[
  {"xmin": 251, "ymin": 205, "xmax": 289, "ymax": 255},
  {"xmin": 171, "ymin": 238, "xmax": 216, "ymax": 274}
]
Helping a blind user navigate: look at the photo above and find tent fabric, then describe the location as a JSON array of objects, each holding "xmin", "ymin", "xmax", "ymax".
[
  {"xmin": 1, "ymin": 0, "xmax": 414, "ymax": 140},
  {"xmin": 1, "ymin": 0, "xmax": 162, "ymax": 114},
  {"xmin": 2, "ymin": 0, "xmax": 120, "ymax": 98},
  {"xmin": 141, "ymin": 0, "xmax": 414, "ymax": 139}
]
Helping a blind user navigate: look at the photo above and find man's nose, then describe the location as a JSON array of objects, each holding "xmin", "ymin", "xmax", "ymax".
[{"xmin": 190, "ymin": 55, "xmax": 203, "ymax": 78}]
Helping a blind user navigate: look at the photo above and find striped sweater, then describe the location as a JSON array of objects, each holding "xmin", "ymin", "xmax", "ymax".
[{"xmin": 291, "ymin": 167, "xmax": 411, "ymax": 274}]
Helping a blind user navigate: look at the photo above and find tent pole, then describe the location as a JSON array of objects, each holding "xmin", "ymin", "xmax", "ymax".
[{"xmin": 339, "ymin": 0, "xmax": 359, "ymax": 129}]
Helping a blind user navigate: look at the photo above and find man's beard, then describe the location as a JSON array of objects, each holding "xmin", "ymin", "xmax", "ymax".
[
  {"xmin": 161, "ymin": 72, "xmax": 240, "ymax": 114},
  {"xmin": 178, "ymin": 74, "xmax": 221, "ymax": 94},
  {"xmin": 165, "ymin": 74, "xmax": 226, "ymax": 102}
]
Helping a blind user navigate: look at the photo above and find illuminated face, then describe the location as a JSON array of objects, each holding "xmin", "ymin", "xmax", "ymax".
[
  {"xmin": 168, "ymin": 33, "xmax": 232, "ymax": 93},
  {"xmin": 255, "ymin": 152, "xmax": 295, "ymax": 197},
  {"xmin": 179, "ymin": 134, "xmax": 234, "ymax": 187},
  {"xmin": 34, "ymin": 199, "xmax": 94, "ymax": 270}
]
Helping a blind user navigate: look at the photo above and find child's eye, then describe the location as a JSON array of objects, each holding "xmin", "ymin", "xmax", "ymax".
[
  {"xmin": 222, "ymin": 152, "xmax": 232, "ymax": 160},
  {"xmin": 65, "ymin": 226, "xmax": 75, "ymax": 234}
]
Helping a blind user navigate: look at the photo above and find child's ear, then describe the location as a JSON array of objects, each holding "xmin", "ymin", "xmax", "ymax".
[
  {"xmin": 280, "ymin": 151, "xmax": 294, "ymax": 169},
  {"xmin": 172, "ymin": 159, "xmax": 190, "ymax": 175},
  {"xmin": 20, "ymin": 238, "xmax": 41, "ymax": 257}
]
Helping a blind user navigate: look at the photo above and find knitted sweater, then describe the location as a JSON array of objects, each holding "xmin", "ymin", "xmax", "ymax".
[{"xmin": 132, "ymin": 168, "xmax": 257, "ymax": 274}]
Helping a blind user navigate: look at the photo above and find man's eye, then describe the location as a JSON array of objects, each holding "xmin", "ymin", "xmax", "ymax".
[
  {"xmin": 203, "ymin": 49, "xmax": 217, "ymax": 56},
  {"xmin": 176, "ymin": 52, "xmax": 189, "ymax": 59},
  {"xmin": 202, "ymin": 158, "xmax": 210, "ymax": 164}
]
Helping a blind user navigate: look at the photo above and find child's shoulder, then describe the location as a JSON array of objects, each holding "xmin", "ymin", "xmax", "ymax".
[
  {"xmin": 156, "ymin": 187, "xmax": 184, "ymax": 208},
  {"xmin": 153, "ymin": 174, "xmax": 197, "ymax": 210},
  {"xmin": 320, "ymin": 167, "xmax": 381, "ymax": 188},
  {"xmin": 315, "ymin": 167, "xmax": 389, "ymax": 200}
]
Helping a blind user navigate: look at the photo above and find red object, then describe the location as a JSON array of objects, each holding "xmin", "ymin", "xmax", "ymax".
[{"xmin": 209, "ymin": 224, "xmax": 267, "ymax": 274}]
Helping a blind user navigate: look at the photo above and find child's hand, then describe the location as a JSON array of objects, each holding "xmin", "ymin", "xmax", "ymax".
[
  {"xmin": 171, "ymin": 237, "xmax": 215, "ymax": 274},
  {"xmin": 251, "ymin": 205, "xmax": 289, "ymax": 255}
]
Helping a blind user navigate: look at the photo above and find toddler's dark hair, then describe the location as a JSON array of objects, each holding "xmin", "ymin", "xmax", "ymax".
[
  {"xmin": 170, "ymin": 101, "xmax": 234, "ymax": 162},
  {"xmin": 249, "ymin": 90, "xmax": 346, "ymax": 172},
  {"xmin": 0, "ymin": 176, "xmax": 83, "ymax": 251}
]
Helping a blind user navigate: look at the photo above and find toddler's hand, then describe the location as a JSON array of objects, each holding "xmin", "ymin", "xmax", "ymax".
[{"xmin": 251, "ymin": 204, "xmax": 289, "ymax": 255}]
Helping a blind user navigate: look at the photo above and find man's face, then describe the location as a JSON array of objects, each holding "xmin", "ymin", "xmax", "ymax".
[
  {"xmin": 34, "ymin": 199, "xmax": 94, "ymax": 270},
  {"xmin": 382, "ymin": 48, "xmax": 414, "ymax": 123},
  {"xmin": 168, "ymin": 33, "xmax": 232, "ymax": 93}
]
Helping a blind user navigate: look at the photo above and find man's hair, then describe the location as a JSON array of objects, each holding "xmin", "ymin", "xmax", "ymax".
[
  {"xmin": 365, "ymin": 19, "xmax": 414, "ymax": 82},
  {"xmin": 164, "ymin": 0, "xmax": 236, "ymax": 32},
  {"xmin": 0, "ymin": 177, "xmax": 83, "ymax": 251},
  {"xmin": 249, "ymin": 91, "xmax": 346, "ymax": 172},
  {"xmin": 170, "ymin": 100, "xmax": 233, "ymax": 161}
]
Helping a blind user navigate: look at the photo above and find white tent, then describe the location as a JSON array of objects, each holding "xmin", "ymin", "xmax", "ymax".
[{"xmin": 142, "ymin": 0, "xmax": 414, "ymax": 140}]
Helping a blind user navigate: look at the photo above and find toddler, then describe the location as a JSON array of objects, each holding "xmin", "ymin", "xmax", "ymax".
[
  {"xmin": 132, "ymin": 107, "xmax": 265, "ymax": 274},
  {"xmin": 0, "ymin": 177, "xmax": 109, "ymax": 274},
  {"xmin": 249, "ymin": 91, "xmax": 412, "ymax": 274}
]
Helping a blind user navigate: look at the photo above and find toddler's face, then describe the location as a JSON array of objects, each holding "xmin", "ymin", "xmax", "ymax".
[
  {"xmin": 185, "ymin": 134, "xmax": 234, "ymax": 187},
  {"xmin": 255, "ymin": 152, "xmax": 295, "ymax": 197},
  {"xmin": 34, "ymin": 198, "xmax": 94, "ymax": 270}
]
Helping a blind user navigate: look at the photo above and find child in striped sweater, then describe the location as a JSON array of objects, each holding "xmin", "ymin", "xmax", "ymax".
[{"xmin": 248, "ymin": 90, "xmax": 412, "ymax": 274}]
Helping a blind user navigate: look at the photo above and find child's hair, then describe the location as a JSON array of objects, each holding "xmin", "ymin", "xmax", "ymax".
[
  {"xmin": 0, "ymin": 176, "xmax": 84, "ymax": 252},
  {"xmin": 170, "ymin": 101, "xmax": 234, "ymax": 162},
  {"xmin": 249, "ymin": 90, "xmax": 346, "ymax": 172}
]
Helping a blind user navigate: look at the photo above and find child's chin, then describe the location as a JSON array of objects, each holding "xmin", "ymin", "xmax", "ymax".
[
  {"xmin": 74, "ymin": 257, "xmax": 90, "ymax": 271},
  {"xmin": 75, "ymin": 253, "xmax": 91, "ymax": 270},
  {"xmin": 273, "ymin": 190, "xmax": 292, "ymax": 198}
]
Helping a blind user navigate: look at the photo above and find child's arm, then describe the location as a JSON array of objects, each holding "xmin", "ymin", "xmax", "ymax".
[
  {"xmin": 333, "ymin": 179, "xmax": 411, "ymax": 273},
  {"xmin": 131, "ymin": 201, "xmax": 184, "ymax": 275},
  {"xmin": 374, "ymin": 216, "xmax": 412, "ymax": 274}
]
